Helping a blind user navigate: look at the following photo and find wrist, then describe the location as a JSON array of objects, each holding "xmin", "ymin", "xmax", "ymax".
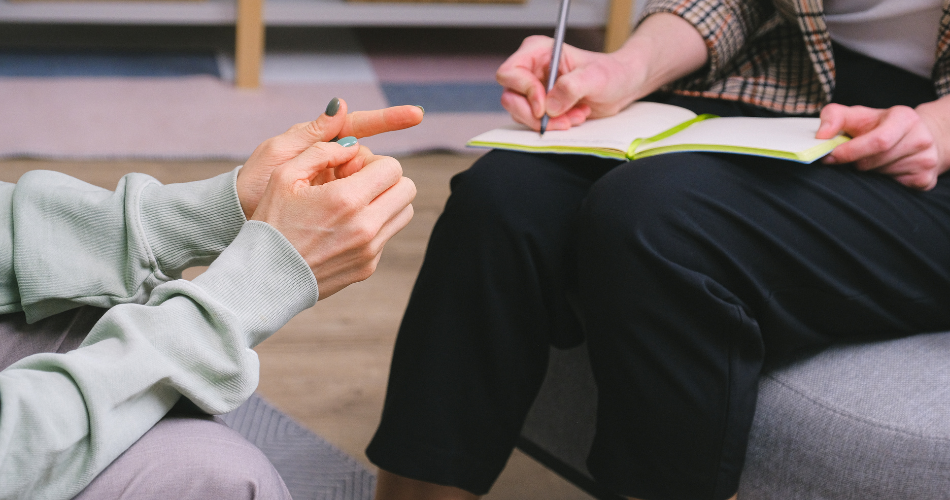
[
  {"xmin": 618, "ymin": 13, "xmax": 709, "ymax": 99},
  {"xmin": 609, "ymin": 39, "xmax": 654, "ymax": 101},
  {"xmin": 235, "ymin": 165, "xmax": 254, "ymax": 219},
  {"xmin": 916, "ymin": 98, "xmax": 950, "ymax": 175}
]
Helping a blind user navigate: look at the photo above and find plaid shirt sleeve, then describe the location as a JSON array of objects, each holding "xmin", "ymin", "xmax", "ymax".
[
  {"xmin": 934, "ymin": 7, "xmax": 950, "ymax": 96},
  {"xmin": 640, "ymin": 0, "xmax": 774, "ymax": 83},
  {"xmin": 640, "ymin": 0, "xmax": 829, "ymax": 115},
  {"xmin": 638, "ymin": 0, "xmax": 950, "ymax": 115}
]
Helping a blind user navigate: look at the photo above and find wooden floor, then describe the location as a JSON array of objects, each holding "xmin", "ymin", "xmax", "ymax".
[{"xmin": 0, "ymin": 153, "xmax": 594, "ymax": 500}]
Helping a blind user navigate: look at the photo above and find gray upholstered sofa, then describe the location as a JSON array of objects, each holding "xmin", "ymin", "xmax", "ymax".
[{"xmin": 518, "ymin": 332, "xmax": 950, "ymax": 499}]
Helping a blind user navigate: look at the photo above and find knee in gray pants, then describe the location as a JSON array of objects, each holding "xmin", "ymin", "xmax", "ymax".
[{"xmin": 74, "ymin": 413, "xmax": 291, "ymax": 500}]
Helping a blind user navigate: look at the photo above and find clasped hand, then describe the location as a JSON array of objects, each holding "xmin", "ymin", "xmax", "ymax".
[{"xmin": 236, "ymin": 99, "xmax": 423, "ymax": 299}]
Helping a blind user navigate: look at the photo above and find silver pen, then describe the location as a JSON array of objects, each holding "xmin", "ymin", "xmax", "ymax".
[{"xmin": 540, "ymin": 0, "xmax": 572, "ymax": 136}]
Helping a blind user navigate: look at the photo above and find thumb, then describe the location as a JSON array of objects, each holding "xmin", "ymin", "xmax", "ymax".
[
  {"xmin": 816, "ymin": 103, "xmax": 847, "ymax": 139},
  {"xmin": 545, "ymin": 68, "xmax": 593, "ymax": 117},
  {"xmin": 283, "ymin": 97, "xmax": 351, "ymax": 152},
  {"xmin": 818, "ymin": 104, "xmax": 882, "ymax": 139}
]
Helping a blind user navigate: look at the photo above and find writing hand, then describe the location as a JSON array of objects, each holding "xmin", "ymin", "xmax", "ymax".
[
  {"xmin": 817, "ymin": 100, "xmax": 950, "ymax": 190},
  {"xmin": 496, "ymin": 35, "xmax": 636, "ymax": 131},
  {"xmin": 251, "ymin": 138, "xmax": 416, "ymax": 300},
  {"xmin": 495, "ymin": 15, "xmax": 707, "ymax": 132},
  {"xmin": 237, "ymin": 98, "xmax": 424, "ymax": 218}
]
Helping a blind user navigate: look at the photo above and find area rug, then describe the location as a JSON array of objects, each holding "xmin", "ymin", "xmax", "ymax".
[
  {"xmin": 0, "ymin": 27, "xmax": 515, "ymax": 160},
  {"xmin": 223, "ymin": 393, "xmax": 376, "ymax": 500}
]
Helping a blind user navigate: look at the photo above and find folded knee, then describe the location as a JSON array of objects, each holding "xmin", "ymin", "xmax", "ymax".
[
  {"xmin": 75, "ymin": 416, "xmax": 290, "ymax": 500},
  {"xmin": 580, "ymin": 158, "xmax": 711, "ymax": 243}
]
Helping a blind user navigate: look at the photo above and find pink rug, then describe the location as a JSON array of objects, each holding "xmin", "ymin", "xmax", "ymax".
[
  {"xmin": 0, "ymin": 76, "xmax": 510, "ymax": 160},
  {"xmin": 0, "ymin": 25, "xmax": 614, "ymax": 161}
]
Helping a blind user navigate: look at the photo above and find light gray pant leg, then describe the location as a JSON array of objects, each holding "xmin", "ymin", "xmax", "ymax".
[
  {"xmin": 1, "ymin": 308, "xmax": 291, "ymax": 500},
  {"xmin": 0, "ymin": 307, "xmax": 103, "ymax": 371},
  {"xmin": 74, "ymin": 412, "xmax": 292, "ymax": 500}
]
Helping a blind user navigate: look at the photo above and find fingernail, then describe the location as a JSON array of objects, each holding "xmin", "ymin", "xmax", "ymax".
[
  {"xmin": 823, "ymin": 155, "xmax": 837, "ymax": 164},
  {"xmin": 335, "ymin": 136, "xmax": 358, "ymax": 147},
  {"xmin": 415, "ymin": 105, "xmax": 425, "ymax": 116},
  {"xmin": 325, "ymin": 97, "xmax": 341, "ymax": 117}
]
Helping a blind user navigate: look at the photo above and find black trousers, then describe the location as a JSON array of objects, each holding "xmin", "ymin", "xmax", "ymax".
[{"xmin": 367, "ymin": 45, "xmax": 950, "ymax": 499}]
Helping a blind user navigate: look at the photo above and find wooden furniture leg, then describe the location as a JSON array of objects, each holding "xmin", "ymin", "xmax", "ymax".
[
  {"xmin": 235, "ymin": 0, "xmax": 265, "ymax": 88},
  {"xmin": 604, "ymin": 0, "xmax": 634, "ymax": 53}
]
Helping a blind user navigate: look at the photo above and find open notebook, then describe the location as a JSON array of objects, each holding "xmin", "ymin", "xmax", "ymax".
[{"xmin": 467, "ymin": 101, "xmax": 849, "ymax": 163}]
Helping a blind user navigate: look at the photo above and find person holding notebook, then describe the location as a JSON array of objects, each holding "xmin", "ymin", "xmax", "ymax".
[{"xmin": 367, "ymin": 1, "xmax": 950, "ymax": 499}]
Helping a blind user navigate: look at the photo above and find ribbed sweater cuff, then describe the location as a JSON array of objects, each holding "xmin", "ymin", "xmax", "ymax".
[
  {"xmin": 139, "ymin": 167, "xmax": 246, "ymax": 277},
  {"xmin": 191, "ymin": 221, "xmax": 318, "ymax": 347}
]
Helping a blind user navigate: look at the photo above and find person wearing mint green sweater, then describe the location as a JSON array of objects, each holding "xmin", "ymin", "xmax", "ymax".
[{"xmin": 0, "ymin": 98, "xmax": 424, "ymax": 500}]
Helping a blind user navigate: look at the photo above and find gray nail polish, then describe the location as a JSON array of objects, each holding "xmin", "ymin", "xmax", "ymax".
[
  {"xmin": 325, "ymin": 97, "xmax": 341, "ymax": 116},
  {"xmin": 335, "ymin": 136, "xmax": 358, "ymax": 147}
]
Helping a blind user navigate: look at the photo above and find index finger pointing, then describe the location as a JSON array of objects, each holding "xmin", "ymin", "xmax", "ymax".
[
  {"xmin": 339, "ymin": 105, "xmax": 425, "ymax": 139},
  {"xmin": 278, "ymin": 98, "xmax": 350, "ymax": 152}
]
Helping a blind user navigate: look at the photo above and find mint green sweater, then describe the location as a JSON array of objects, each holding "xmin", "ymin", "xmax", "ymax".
[{"xmin": 0, "ymin": 168, "xmax": 318, "ymax": 499}]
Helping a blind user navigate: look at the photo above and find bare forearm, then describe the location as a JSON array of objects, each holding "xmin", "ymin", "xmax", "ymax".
[{"xmin": 611, "ymin": 13, "xmax": 709, "ymax": 101}]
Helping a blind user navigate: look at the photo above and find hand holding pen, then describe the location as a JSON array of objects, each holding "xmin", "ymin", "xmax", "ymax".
[
  {"xmin": 498, "ymin": 2, "xmax": 675, "ymax": 132},
  {"xmin": 540, "ymin": 0, "xmax": 572, "ymax": 135},
  {"xmin": 498, "ymin": 13, "xmax": 709, "ymax": 133},
  {"xmin": 496, "ymin": 24, "xmax": 598, "ymax": 133}
]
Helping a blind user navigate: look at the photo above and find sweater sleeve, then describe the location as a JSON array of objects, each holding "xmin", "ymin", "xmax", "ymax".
[
  {"xmin": 640, "ymin": 0, "xmax": 775, "ymax": 84},
  {"xmin": 0, "ymin": 221, "xmax": 318, "ymax": 500},
  {"xmin": 2, "ymin": 168, "xmax": 246, "ymax": 322}
]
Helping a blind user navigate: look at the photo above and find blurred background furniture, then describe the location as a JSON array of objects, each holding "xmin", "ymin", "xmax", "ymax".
[
  {"xmin": 520, "ymin": 332, "xmax": 950, "ymax": 499},
  {"xmin": 0, "ymin": 0, "xmax": 635, "ymax": 88}
]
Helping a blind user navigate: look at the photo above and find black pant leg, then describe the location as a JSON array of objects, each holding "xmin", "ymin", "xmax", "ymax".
[
  {"xmin": 578, "ymin": 154, "xmax": 950, "ymax": 500},
  {"xmin": 366, "ymin": 150, "xmax": 618, "ymax": 494}
]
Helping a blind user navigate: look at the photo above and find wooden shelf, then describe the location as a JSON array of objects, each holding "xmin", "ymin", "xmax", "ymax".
[
  {"xmin": 0, "ymin": 0, "xmax": 636, "ymax": 88},
  {"xmin": 0, "ymin": 0, "xmax": 235, "ymax": 24},
  {"xmin": 266, "ymin": 0, "xmax": 612, "ymax": 27},
  {"xmin": 0, "ymin": 0, "xmax": 615, "ymax": 28}
]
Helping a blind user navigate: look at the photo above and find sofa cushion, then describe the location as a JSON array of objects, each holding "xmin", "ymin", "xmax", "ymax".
[
  {"xmin": 520, "ymin": 332, "xmax": 950, "ymax": 499},
  {"xmin": 740, "ymin": 331, "xmax": 950, "ymax": 499}
]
